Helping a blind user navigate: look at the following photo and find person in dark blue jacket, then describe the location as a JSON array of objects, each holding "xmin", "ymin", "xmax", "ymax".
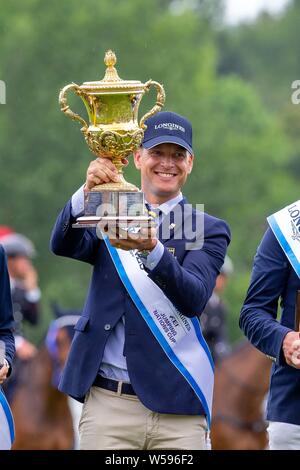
[
  {"xmin": 0, "ymin": 246, "xmax": 15, "ymax": 384},
  {"xmin": 50, "ymin": 111, "xmax": 231, "ymax": 450},
  {"xmin": 240, "ymin": 201, "xmax": 300, "ymax": 450}
]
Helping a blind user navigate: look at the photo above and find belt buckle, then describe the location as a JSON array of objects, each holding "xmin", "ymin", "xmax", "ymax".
[{"xmin": 117, "ymin": 381, "xmax": 123, "ymax": 395}]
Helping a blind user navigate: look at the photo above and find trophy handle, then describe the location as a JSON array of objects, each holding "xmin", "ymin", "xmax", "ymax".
[
  {"xmin": 140, "ymin": 80, "xmax": 166, "ymax": 129},
  {"xmin": 59, "ymin": 83, "xmax": 88, "ymax": 129}
]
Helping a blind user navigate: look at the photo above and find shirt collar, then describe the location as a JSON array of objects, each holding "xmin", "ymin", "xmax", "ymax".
[{"xmin": 146, "ymin": 192, "xmax": 183, "ymax": 216}]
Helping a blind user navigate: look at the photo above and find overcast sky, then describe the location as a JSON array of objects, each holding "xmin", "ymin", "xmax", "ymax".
[{"xmin": 225, "ymin": 0, "xmax": 290, "ymax": 24}]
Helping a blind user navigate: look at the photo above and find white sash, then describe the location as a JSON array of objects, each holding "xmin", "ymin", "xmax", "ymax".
[
  {"xmin": 103, "ymin": 237, "xmax": 214, "ymax": 428},
  {"xmin": 268, "ymin": 200, "xmax": 300, "ymax": 278},
  {"xmin": 0, "ymin": 389, "xmax": 14, "ymax": 450}
]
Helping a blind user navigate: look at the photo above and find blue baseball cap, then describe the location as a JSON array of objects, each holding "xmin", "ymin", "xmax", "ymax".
[{"xmin": 142, "ymin": 111, "xmax": 193, "ymax": 155}]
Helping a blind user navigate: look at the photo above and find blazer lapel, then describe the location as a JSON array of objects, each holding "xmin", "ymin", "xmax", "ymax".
[{"xmin": 158, "ymin": 197, "xmax": 187, "ymax": 244}]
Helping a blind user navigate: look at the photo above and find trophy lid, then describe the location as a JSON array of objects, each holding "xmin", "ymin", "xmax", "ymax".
[{"xmin": 80, "ymin": 50, "xmax": 146, "ymax": 95}]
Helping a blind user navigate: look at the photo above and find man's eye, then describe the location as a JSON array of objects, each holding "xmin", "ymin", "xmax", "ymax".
[{"xmin": 175, "ymin": 153, "xmax": 185, "ymax": 160}]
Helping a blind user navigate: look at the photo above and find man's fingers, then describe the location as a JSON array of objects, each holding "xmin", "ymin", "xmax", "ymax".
[
  {"xmin": 291, "ymin": 339, "xmax": 300, "ymax": 351},
  {"xmin": 87, "ymin": 167, "xmax": 119, "ymax": 184},
  {"xmin": 126, "ymin": 230, "xmax": 140, "ymax": 241},
  {"xmin": 95, "ymin": 157, "xmax": 118, "ymax": 173},
  {"xmin": 98, "ymin": 168, "xmax": 120, "ymax": 183},
  {"xmin": 97, "ymin": 220, "xmax": 108, "ymax": 233},
  {"xmin": 85, "ymin": 158, "xmax": 120, "ymax": 189},
  {"xmin": 96, "ymin": 170, "xmax": 110, "ymax": 184},
  {"xmin": 0, "ymin": 365, "xmax": 9, "ymax": 383},
  {"xmin": 0, "ymin": 365, "xmax": 8, "ymax": 375},
  {"xmin": 139, "ymin": 226, "xmax": 157, "ymax": 239},
  {"xmin": 106, "ymin": 226, "xmax": 119, "ymax": 240},
  {"xmin": 95, "ymin": 156, "xmax": 127, "ymax": 171},
  {"xmin": 110, "ymin": 239, "xmax": 133, "ymax": 251}
]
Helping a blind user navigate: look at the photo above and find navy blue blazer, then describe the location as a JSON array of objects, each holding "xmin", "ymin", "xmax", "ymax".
[
  {"xmin": 240, "ymin": 227, "xmax": 300, "ymax": 425},
  {"xmin": 0, "ymin": 246, "xmax": 15, "ymax": 368},
  {"xmin": 50, "ymin": 198, "xmax": 230, "ymax": 415}
]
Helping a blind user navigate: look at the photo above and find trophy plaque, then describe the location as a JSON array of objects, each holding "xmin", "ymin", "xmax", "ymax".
[{"xmin": 59, "ymin": 50, "xmax": 165, "ymax": 228}]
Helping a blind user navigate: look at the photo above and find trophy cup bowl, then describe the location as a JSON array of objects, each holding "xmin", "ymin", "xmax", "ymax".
[{"xmin": 59, "ymin": 50, "xmax": 165, "ymax": 228}]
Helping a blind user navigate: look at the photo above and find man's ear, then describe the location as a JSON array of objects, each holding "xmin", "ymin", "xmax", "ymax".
[
  {"xmin": 187, "ymin": 154, "xmax": 194, "ymax": 174},
  {"xmin": 133, "ymin": 148, "xmax": 143, "ymax": 170}
]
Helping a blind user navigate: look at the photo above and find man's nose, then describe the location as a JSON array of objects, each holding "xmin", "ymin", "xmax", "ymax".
[{"xmin": 160, "ymin": 154, "xmax": 175, "ymax": 165}]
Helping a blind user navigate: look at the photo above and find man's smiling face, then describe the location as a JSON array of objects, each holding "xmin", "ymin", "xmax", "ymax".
[{"xmin": 134, "ymin": 143, "xmax": 194, "ymax": 205}]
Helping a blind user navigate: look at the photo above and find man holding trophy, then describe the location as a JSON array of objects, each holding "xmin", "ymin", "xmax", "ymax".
[{"xmin": 51, "ymin": 51, "xmax": 230, "ymax": 449}]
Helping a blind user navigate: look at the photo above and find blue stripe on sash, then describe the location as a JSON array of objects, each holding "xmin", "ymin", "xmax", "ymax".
[
  {"xmin": 268, "ymin": 214, "xmax": 300, "ymax": 278},
  {"xmin": 104, "ymin": 238, "xmax": 213, "ymax": 428},
  {"xmin": 0, "ymin": 388, "xmax": 15, "ymax": 446},
  {"xmin": 191, "ymin": 317, "xmax": 214, "ymax": 372}
]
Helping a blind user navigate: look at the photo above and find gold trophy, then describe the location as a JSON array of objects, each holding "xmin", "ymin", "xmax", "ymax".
[{"xmin": 59, "ymin": 50, "xmax": 165, "ymax": 227}]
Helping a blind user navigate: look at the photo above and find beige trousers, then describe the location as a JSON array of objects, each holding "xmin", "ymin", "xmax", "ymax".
[
  {"xmin": 268, "ymin": 422, "xmax": 300, "ymax": 450},
  {"xmin": 79, "ymin": 386, "xmax": 208, "ymax": 450}
]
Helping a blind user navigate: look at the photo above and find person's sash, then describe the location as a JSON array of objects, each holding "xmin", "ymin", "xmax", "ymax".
[
  {"xmin": 103, "ymin": 237, "xmax": 214, "ymax": 428},
  {"xmin": 268, "ymin": 200, "xmax": 300, "ymax": 278},
  {"xmin": 0, "ymin": 388, "xmax": 15, "ymax": 450}
]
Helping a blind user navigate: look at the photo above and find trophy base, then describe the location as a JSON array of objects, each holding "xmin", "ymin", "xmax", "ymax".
[
  {"xmin": 92, "ymin": 172, "xmax": 139, "ymax": 193},
  {"xmin": 73, "ymin": 190, "xmax": 149, "ymax": 228},
  {"xmin": 72, "ymin": 215, "xmax": 152, "ymax": 228},
  {"xmin": 91, "ymin": 181, "xmax": 139, "ymax": 192}
]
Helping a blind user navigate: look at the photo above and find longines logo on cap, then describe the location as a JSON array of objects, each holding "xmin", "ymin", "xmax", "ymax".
[{"xmin": 155, "ymin": 123, "xmax": 185, "ymax": 132}]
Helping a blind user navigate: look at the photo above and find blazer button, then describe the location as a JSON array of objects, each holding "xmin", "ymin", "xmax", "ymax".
[{"xmin": 104, "ymin": 324, "xmax": 111, "ymax": 331}]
